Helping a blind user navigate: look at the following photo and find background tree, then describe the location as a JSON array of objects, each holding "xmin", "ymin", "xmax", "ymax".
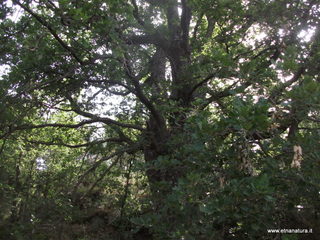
[{"xmin": 1, "ymin": 0, "xmax": 320, "ymax": 239}]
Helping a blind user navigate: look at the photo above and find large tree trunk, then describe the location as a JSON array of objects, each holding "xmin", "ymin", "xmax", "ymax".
[
  {"xmin": 141, "ymin": 1, "xmax": 194, "ymax": 222},
  {"xmin": 143, "ymin": 116, "xmax": 174, "ymax": 203},
  {"xmin": 143, "ymin": 53, "xmax": 191, "ymax": 199}
]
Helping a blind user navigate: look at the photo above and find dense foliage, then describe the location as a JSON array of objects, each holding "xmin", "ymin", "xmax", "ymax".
[{"xmin": 1, "ymin": 0, "xmax": 320, "ymax": 239}]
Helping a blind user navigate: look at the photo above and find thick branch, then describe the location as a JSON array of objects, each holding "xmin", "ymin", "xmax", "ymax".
[
  {"xmin": 269, "ymin": 26, "xmax": 320, "ymax": 103},
  {"xmin": 0, "ymin": 120, "xmax": 98, "ymax": 140},
  {"xmin": 13, "ymin": 0, "xmax": 84, "ymax": 65},
  {"xmin": 130, "ymin": 0, "xmax": 145, "ymax": 27},
  {"xmin": 67, "ymin": 97, "xmax": 144, "ymax": 131},
  {"xmin": 79, "ymin": 155, "xmax": 124, "ymax": 201},
  {"xmin": 24, "ymin": 138, "xmax": 128, "ymax": 149},
  {"xmin": 200, "ymin": 79, "xmax": 246, "ymax": 110},
  {"xmin": 188, "ymin": 69, "xmax": 221, "ymax": 98},
  {"xmin": 74, "ymin": 145, "xmax": 141, "ymax": 190},
  {"xmin": 15, "ymin": 119, "xmax": 98, "ymax": 130},
  {"xmin": 125, "ymin": 34, "xmax": 159, "ymax": 45},
  {"xmin": 205, "ymin": 15, "xmax": 215, "ymax": 38},
  {"xmin": 268, "ymin": 67, "xmax": 305, "ymax": 103},
  {"xmin": 181, "ymin": 0, "xmax": 191, "ymax": 48},
  {"xmin": 166, "ymin": 0, "xmax": 180, "ymax": 41},
  {"xmin": 123, "ymin": 57, "xmax": 166, "ymax": 129},
  {"xmin": 192, "ymin": 13, "xmax": 203, "ymax": 40}
]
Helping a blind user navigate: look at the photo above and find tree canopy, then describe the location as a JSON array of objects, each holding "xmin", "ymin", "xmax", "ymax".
[{"xmin": 1, "ymin": 0, "xmax": 320, "ymax": 239}]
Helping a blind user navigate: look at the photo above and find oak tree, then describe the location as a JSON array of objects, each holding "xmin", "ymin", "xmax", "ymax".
[{"xmin": 1, "ymin": 0, "xmax": 320, "ymax": 239}]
